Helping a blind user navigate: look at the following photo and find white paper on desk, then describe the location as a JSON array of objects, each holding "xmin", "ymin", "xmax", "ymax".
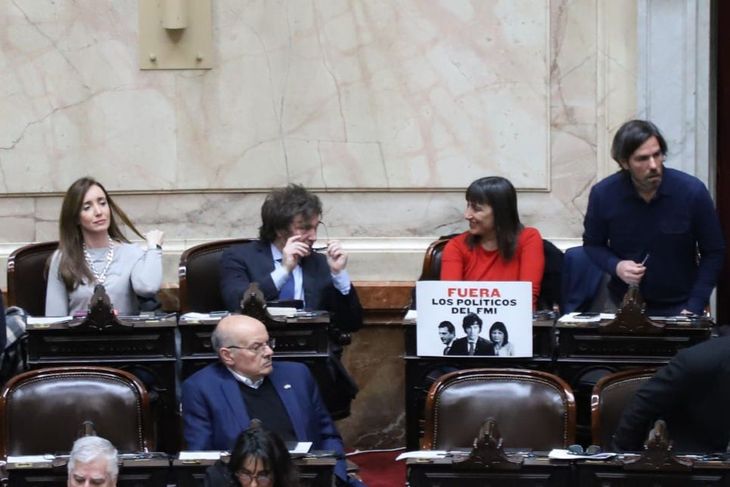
[
  {"xmin": 7, "ymin": 454, "xmax": 55, "ymax": 463},
  {"xmin": 289, "ymin": 442, "xmax": 312, "ymax": 454},
  {"xmin": 395, "ymin": 450, "xmax": 450, "ymax": 461},
  {"xmin": 178, "ymin": 451, "xmax": 222, "ymax": 460},
  {"xmin": 548, "ymin": 449, "xmax": 617, "ymax": 460},
  {"xmin": 267, "ymin": 307, "xmax": 298, "ymax": 317},
  {"xmin": 179, "ymin": 313, "xmax": 212, "ymax": 322},
  {"xmin": 27, "ymin": 317, "xmax": 72, "ymax": 325},
  {"xmin": 558, "ymin": 312, "xmax": 615, "ymax": 323},
  {"xmin": 403, "ymin": 309, "xmax": 417, "ymax": 321}
]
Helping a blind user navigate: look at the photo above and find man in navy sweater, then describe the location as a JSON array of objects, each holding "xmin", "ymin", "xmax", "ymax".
[{"xmin": 582, "ymin": 120, "xmax": 724, "ymax": 315}]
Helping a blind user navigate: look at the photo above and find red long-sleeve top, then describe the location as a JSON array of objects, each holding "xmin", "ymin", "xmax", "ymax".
[{"xmin": 440, "ymin": 227, "xmax": 545, "ymax": 309}]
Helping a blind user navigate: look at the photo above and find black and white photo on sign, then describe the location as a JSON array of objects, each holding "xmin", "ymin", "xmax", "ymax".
[{"xmin": 416, "ymin": 281, "xmax": 532, "ymax": 357}]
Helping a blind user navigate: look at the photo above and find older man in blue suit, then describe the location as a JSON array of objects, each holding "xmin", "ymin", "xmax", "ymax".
[{"xmin": 182, "ymin": 315, "xmax": 362, "ymax": 485}]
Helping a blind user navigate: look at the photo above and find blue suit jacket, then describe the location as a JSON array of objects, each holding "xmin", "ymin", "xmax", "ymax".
[
  {"xmin": 219, "ymin": 240, "xmax": 363, "ymax": 333},
  {"xmin": 613, "ymin": 336, "xmax": 730, "ymax": 453},
  {"xmin": 182, "ymin": 361, "xmax": 349, "ymax": 481}
]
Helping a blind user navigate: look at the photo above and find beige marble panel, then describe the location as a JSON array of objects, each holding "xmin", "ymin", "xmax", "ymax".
[
  {"xmin": 0, "ymin": 0, "xmax": 640, "ymax": 300},
  {"xmin": 1, "ymin": 0, "xmax": 551, "ymax": 192}
]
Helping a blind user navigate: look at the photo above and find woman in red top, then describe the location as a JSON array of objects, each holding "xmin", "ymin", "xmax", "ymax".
[{"xmin": 440, "ymin": 176, "xmax": 545, "ymax": 309}]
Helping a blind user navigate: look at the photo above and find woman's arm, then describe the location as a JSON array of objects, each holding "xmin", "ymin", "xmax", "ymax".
[
  {"xmin": 45, "ymin": 250, "xmax": 70, "ymax": 316},
  {"xmin": 440, "ymin": 238, "xmax": 465, "ymax": 280},
  {"xmin": 518, "ymin": 228, "xmax": 545, "ymax": 309},
  {"xmin": 130, "ymin": 246, "xmax": 163, "ymax": 297}
]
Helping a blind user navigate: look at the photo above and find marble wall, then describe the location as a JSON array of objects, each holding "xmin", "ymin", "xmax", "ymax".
[{"xmin": 0, "ymin": 0, "xmax": 639, "ymax": 287}]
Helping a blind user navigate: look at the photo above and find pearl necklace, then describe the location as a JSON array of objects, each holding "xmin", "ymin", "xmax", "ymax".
[{"xmin": 83, "ymin": 237, "xmax": 115, "ymax": 284}]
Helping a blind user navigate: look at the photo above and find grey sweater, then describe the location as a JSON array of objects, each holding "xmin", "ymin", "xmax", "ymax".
[{"xmin": 45, "ymin": 243, "xmax": 162, "ymax": 316}]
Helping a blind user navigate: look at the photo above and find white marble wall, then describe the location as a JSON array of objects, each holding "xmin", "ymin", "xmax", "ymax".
[{"xmin": 0, "ymin": 0, "xmax": 644, "ymax": 286}]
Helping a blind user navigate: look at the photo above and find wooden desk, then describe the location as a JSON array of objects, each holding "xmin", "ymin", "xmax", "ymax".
[
  {"xmin": 407, "ymin": 453, "xmax": 730, "ymax": 486},
  {"xmin": 404, "ymin": 316, "xmax": 715, "ymax": 449},
  {"xmin": 5, "ymin": 455, "xmax": 171, "ymax": 487},
  {"xmin": 404, "ymin": 318, "xmax": 556, "ymax": 450},
  {"xmin": 576, "ymin": 457, "xmax": 730, "ymax": 486},
  {"xmin": 553, "ymin": 318, "xmax": 713, "ymax": 443},
  {"xmin": 4, "ymin": 454, "xmax": 336, "ymax": 487},
  {"xmin": 25, "ymin": 315, "xmax": 180, "ymax": 453},
  {"xmin": 406, "ymin": 454, "xmax": 571, "ymax": 487},
  {"xmin": 173, "ymin": 455, "xmax": 337, "ymax": 487}
]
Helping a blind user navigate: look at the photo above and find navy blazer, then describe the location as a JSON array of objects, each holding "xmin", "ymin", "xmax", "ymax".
[
  {"xmin": 446, "ymin": 336, "xmax": 495, "ymax": 356},
  {"xmin": 182, "ymin": 361, "xmax": 349, "ymax": 481},
  {"xmin": 219, "ymin": 240, "xmax": 363, "ymax": 333},
  {"xmin": 613, "ymin": 336, "xmax": 730, "ymax": 452}
]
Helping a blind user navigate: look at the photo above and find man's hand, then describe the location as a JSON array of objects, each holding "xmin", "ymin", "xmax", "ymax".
[
  {"xmin": 325, "ymin": 240, "xmax": 348, "ymax": 274},
  {"xmin": 616, "ymin": 260, "xmax": 646, "ymax": 286},
  {"xmin": 281, "ymin": 235, "xmax": 311, "ymax": 271}
]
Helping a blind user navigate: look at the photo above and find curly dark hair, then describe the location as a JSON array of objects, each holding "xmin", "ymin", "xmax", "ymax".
[{"xmin": 258, "ymin": 184, "xmax": 322, "ymax": 243}]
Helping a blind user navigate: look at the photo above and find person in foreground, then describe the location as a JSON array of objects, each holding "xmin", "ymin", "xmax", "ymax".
[
  {"xmin": 447, "ymin": 313, "xmax": 494, "ymax": 356},
  {"xmin": 67, "ymin": 435, "xmax": 118, "ymax": 487},
  {"xmin": 205, "ymin": 423, "xmax": 299, "ymax": 487},
  {"xmin": 220, "ymin": 184, "xmax": 362, "ymax": 330},
  {"xmin": 440, "ymin": 176, "xmax": 545, "ymax": 310},
  {"xmin": 583, "ymin": 120, "xmax": 724, "ymax": 316},
  {"xmin": 613, "ymin": 336, "xmax": 730, "ymax": 453},
  {"xmin": 182, "ymin": 315, "xmax": 363, "ymax": 486},
  {"xmin": 46, "ymin": 177, "xmax": 164, "ymax": 316},
  {"xmin": 219, "ymin": 184, "xmax": 362, "ymax": 417}
]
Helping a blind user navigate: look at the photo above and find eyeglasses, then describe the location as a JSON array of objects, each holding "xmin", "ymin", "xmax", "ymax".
[
  {"xmin": 310, "ymin": 221, "xmax": 329, "ymax": 253},
  {"xmin": 236, "ymin": 470, "xmax": 273, "ymax": 486},
  {"xmin": 226, "ymin": 339, "xmax": 276, "ymax": 355}
]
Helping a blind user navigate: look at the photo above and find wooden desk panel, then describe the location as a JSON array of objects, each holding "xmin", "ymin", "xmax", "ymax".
[{"xmin": 403, "ymin": 318, "xmax": 715, "ymax": 450}]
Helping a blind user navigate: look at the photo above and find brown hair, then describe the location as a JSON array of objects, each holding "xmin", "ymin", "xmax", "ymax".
[{"xmin": 57, "ymin": 177, "xmax": 144, "ymax": 290}]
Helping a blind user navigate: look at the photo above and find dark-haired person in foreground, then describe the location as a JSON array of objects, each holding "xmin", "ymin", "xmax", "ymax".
[
  {"xmin": 183, "ymin": 315, "xmax": 363, "ymax": 486},
  {"xmin": 440, "ymin": 176, "xmax": 545, "ymax": 310},
  {"xmin": 583, "ymin": 120, "xmax": 724, "ymax": 315},
  {"xmin": 220, "ymin": 184, "xmax": 362, "ymax": 329},
  {"xmin": 447, "ymin": 313, "xmax": 494, "ymax": 356},
  {"xmin": 219, "ymin": 185, "xmax": 362, "ymax": 417},
  {"xmin": 204, "ymin": 424, "xmax": 299, "ymax": 487},
  {"xmin": 613, "ymin": 336, "xmax": 730, "ymax": 453}
]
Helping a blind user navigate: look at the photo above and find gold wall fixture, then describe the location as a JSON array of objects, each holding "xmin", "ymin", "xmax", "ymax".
[{"xmin": 139, "ymin": 0, "xmax": 212, "ymax": 70}]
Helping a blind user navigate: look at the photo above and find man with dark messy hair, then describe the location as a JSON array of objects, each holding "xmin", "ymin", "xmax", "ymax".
[
  {"xmin": 447, "ymin": 313, "xmax": 495, "ymax": 356},
  {"xmin": 220, "ymin": 184, "xmax": 363, "ymax": 418}
]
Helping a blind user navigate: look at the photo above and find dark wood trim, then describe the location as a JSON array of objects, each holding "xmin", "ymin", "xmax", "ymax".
[{"xmin": 715, "ymin": 1, "xmax": 730, "ymax": 323}]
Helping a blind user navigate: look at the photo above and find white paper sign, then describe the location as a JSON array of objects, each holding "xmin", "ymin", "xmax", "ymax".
[{"xmin": 416, "ymin": 281, "xmax": 532, "ymax": 357}]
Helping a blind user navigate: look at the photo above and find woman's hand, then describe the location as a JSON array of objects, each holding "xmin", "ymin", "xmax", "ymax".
[{"xmin": 145, "ymin": 229, "xmax": 165, "ymax": 249}]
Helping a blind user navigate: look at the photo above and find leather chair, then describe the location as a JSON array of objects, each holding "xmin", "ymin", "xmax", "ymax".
[
  {"xmin": 0, "ymin": 366, "xmax": 154, "ymax": 456},
  {"xmin": 6, "ymin": 241, "xmax": 59, "ymax": 316},
  {"xmin": 416, "ymin": 235, "xmax": 563, "ymax": 310},
  {"xmin": 422, "ymin": 368, "xmax": 576, "ymax": 450},
  {"xmin": 590, "ymin": 368, "xmax": 656, "ymax": 450},
  {"xmin": 178, "ymin": 238, "xmax": 252, "ymax": 313}
]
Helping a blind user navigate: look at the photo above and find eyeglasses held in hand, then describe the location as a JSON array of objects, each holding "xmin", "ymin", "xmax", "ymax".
[{"xmin": 311, "ymin": 221, "xmax": 329, "ymax": 252}]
